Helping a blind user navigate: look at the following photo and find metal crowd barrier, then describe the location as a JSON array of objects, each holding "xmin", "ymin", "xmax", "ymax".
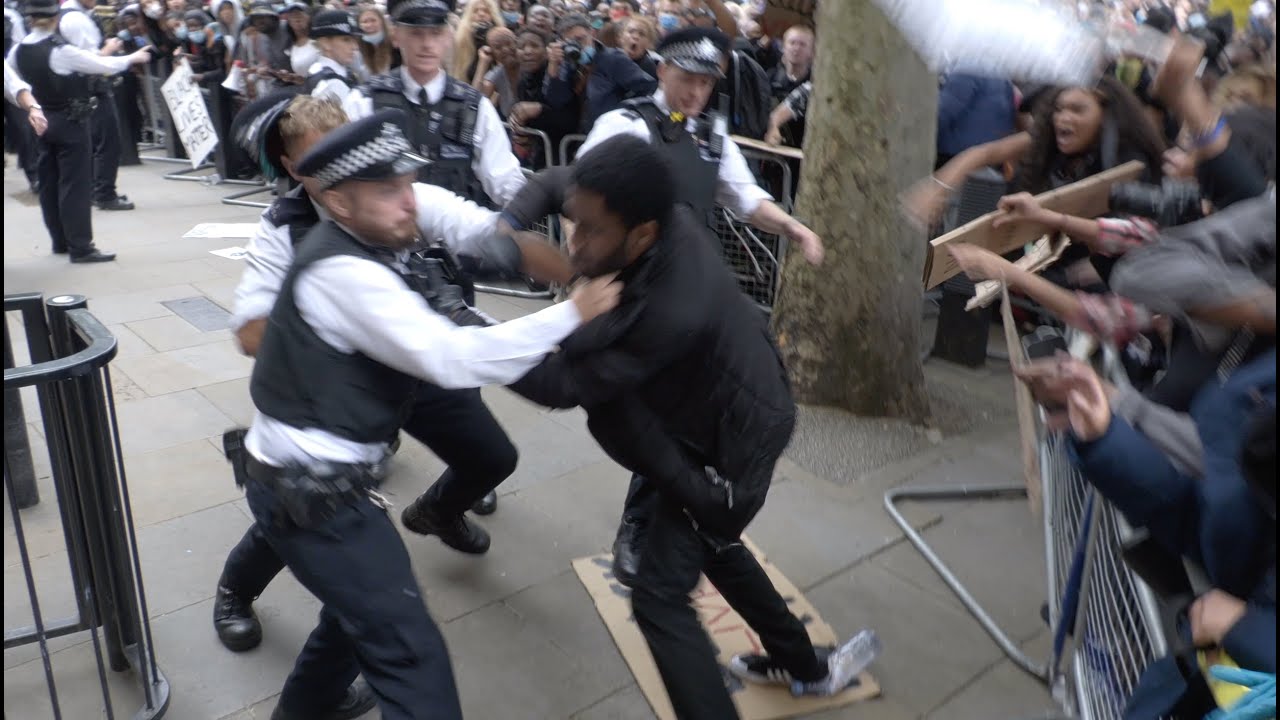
[
  {"xmin": 559, "ymin": 133, "xmax": 587, "ymax": 166},
  {"xmin": 505, "ymin": 123, "xmax": 555, "ymax": 172},
  {"xmin": 884, "ymin": 339, "xmax": 1168, "ymax": 717},
  {"xmin": 3, "ymin": 293, "xmax": 170, "ymax": 720},
  {"xmin": 716, "ymin": 147, "xmax": 795, "ymax": 312},
  {"xmin": 472, "ymin": 167, "xmax": 559, "ymax": 301}
]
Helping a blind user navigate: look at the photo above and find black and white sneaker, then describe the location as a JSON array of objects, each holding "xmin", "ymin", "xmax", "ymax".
[{"xmin": 727, "ymin": 647, "xmax": 833, "ymax": 687}]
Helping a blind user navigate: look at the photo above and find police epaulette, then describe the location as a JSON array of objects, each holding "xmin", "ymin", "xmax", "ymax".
[{"xmin": 363, "ymin": 72, "xmax": 404, "ymax": 94}]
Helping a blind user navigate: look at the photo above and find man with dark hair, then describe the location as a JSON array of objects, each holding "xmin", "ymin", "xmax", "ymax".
[
  {"xmin": 544, "ymin": 11, "xmax": 656, "ymax": 132},
  {"xmin": 509, "ymin": 135, "xmax": 867, "ymax": 718}
]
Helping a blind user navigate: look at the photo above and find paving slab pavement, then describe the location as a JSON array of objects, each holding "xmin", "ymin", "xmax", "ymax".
[{"xmin": 4, "ymin": 161, "xmax": 1059, "ymax": 719}]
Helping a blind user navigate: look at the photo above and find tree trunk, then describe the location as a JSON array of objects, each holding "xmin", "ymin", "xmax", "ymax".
[{"xmin": 770, "ymin": 0, "xmax": 935, "ymax": 421}]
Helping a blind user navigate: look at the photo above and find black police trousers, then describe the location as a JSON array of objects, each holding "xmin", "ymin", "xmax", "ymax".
[
  {"xmin": 222, "ymin": 385, "xmax": 517, "ymax": 599},
  {"xmin": 91, "ymin": 90, "xmax": 122, "ymax": 203},
  {"xmin": 35, "ymin": 109, "xmax": 95, "ymax": 256},
  {"xmin": 243, "ymin": 477, "xmax": 463, "ymax": 719}
]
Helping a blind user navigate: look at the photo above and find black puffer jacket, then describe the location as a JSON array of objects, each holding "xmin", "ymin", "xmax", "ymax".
[{"xmin": 509, "ymin": 202, "xmax": 795, "ymax": 538}]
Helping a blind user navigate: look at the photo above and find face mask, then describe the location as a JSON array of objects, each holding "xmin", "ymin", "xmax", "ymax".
[
  {"xmin": 174, "ymin": 26, "xmax": 188, "ymax": 39},
  {"xmin": 189, "ymin": 29, "xmax": 206, "ymax": 43},
  {"xmin": 117, "ymin": 29, "xmax": 132, "ymax": 41},
  {"xmin": 362, "ymin": 31, "xmax": 384, "ymax": 44},
  {"xmin": 502, "ymin": 11, "xmax": 521, "ymax": 25},
  {"xmin": 657, "ymin": 12, "xmax": 680, "ymax": 31},
  {"xmin": 579, "ymin": 44, "xmax": 596, "ymax": 65}
]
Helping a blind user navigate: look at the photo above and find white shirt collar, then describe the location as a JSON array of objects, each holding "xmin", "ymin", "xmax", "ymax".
[
  {"xmin": 651, "ymin": 90, "xmax": 697, "ymax": 133},
  {"xmin": 314, "ymin": 55, "xmax": 349, "ymax": 77},
  {"xmin": 400, "ymin": 66, "xmax": 448, "ymax": 106}
]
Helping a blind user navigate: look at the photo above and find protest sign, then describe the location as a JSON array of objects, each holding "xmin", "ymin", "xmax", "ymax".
[{"xmin": 161, "ymin": 59, "xmax": 218, "ymax": 169}]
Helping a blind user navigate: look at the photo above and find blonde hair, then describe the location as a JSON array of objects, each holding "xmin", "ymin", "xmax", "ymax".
[
  {"xmin": 624, "ymin": 15, "xmax": 657, "ymax": 45},
  {"xmin": 1212, "ymin": 64, "xmax": 1277, "ymax": 111},
  {"xmin": 451, "ymin": 0, "xmax": 505, "ymax": 79},
  {"xmin": 279, "ymin": 95, "xmax": 348, "ymax": 153}
]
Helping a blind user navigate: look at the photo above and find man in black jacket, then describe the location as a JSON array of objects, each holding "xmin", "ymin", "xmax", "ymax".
[{"xmin": 509, "ymin": 135, "xmax": 864, "ymax": 719}]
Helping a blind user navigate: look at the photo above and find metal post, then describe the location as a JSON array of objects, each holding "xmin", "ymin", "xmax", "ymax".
[{"xmin": 3, "ymin": 320, "xmax": 38, "ymax": 508}]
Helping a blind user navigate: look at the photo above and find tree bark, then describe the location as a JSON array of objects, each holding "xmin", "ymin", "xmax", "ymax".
[{"xmin": 770, "ymin": 0, "xmax": 935, "ymax": 422}]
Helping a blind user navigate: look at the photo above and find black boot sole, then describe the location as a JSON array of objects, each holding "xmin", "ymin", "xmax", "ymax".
[{"xmin": 401, "ymin": 502, "xmax": 491, "ymax": 554}]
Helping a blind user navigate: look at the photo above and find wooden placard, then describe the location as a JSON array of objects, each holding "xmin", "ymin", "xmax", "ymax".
[
  {"xmin": 733, "ymin": 135, "xmax": 805, "ymax": 161},
  {"xmin": 1001, "ymin": 284, "xmax": 1042, "ymax": 516},
  {"xmin": 922, "ymin": 161, "xmax": 1145, "ymax": 289}
]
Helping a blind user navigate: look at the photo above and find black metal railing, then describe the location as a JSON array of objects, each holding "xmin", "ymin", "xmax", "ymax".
[{"xmin": 3, "ymin": 293, "xmax": 170, "ymax": 720}]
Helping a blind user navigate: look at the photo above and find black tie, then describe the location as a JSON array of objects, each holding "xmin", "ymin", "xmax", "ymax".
[{"xmin": 418, "ymin": 88, "xmax": 429, "ymax": 107}]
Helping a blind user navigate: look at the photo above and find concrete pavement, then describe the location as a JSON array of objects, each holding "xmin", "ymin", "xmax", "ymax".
[{"xmin": 4, "ymin": 159, "xmax": 1060, "ymax": 719}]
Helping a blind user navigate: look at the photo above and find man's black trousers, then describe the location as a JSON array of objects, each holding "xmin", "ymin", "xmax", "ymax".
[
  {"xmin": 91, "ymin": 90, "xmax": 122, "ymax": 203},
  {"xmin": 243, "ymin": 478, "xmax": 463, "ymax": 719},
  {"xmin": 35, "ymin": 109, "xmax": 94, "ymax": 256},
  {"xmin": 222, "ymin": 385, "xmax": 518, "ymax": 599}
]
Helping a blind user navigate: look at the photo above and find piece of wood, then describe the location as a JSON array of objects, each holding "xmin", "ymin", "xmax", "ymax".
[
  {"xmin": 922, "ymin": 160, "xmax": 1145, "ymax": 289},
  {"xmin": 1001, "ymin": 283, "xmax": 1043, "ymax": 516},
  {"xmin": 732, "ymin": 134, "xmax": 806, "ymax": 161},
  {"xmin": 965, "ymin": 236, "xmax": 1070, "ymax": 311}
]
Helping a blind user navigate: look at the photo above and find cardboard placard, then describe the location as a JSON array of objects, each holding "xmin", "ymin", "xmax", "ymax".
[
  {"xmin": 733, "ymin": 135, "xmax": 805, "ymax": 161},
  {"xmin": 573, "ymin": 538, "xmax": 879, "ymax": 720},
  {"xmin": 1001, "ymin": 284, "xmax": 1042, "ymax": 515},
  {"xmin": 161, "ymin": 59, "xmax": 219, "ymax": 169},
  {"xmin": 923, "ymin": 160, "xmax": 1145, "ymax": 289}
]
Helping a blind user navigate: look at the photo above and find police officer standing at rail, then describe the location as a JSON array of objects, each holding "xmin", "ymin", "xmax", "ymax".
[
  {"xmin": 546, "ymin": 28, "xmax": 824, "ymax": 586},
  {"xmin": 305, "ymin": 9, "xmax": 359, "ymax": 104},
  {"xmin": 57, "ymin": 0, "xmax": 134, "ymax": 210},
  {"xmin": 8, "ymin": 0, "xmax": 149, "ymax": 262},
  {"xmin": 342, "ymin": 0, "xmax": 525, "ymax": 208},
  {"xmin": 227, "ymin": 108, "xmax": 618, "ymax": 719}
]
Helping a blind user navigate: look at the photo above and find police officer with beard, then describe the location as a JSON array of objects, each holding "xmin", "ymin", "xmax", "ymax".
[
  {"xmin": 8, "ymin": 0, "xmax": 149, "ymax": 261},
  {"xmin": 342, "ymin": 0, "xmax": 525, "ymax": 208},
  {"xmin": 229, "ymin": 109, "xmax": 617, "ymax": 719}
]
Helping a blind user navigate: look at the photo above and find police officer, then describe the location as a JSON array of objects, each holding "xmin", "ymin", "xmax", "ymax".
[
  {"xmin": 8, "ymin": 0, "xmax": 148, "ymax": 261},
  {"xmin": 57, "ymin": 0, "xmax": 132, "ymax": 210},
  {"xmin": 524, "ymin": 28, "xmax": 825, "ymax": 586},
  {"xmin": 4, "ymin": 5, "xmax": 40, "ymax": 193},
  {"xmin": 305, "ymin": 9, "xmax": 359, "ymax": 104},
  {"xmin": 211, "ymin": 93, "xmax": 572, "ymax": 653},
  {"xmin": 229, "ymin": 108, "xmax": 617, "ymax": 719},
  {"xmin": 342, "ymin": 0, "xmax": 525, "ymax": 208}
]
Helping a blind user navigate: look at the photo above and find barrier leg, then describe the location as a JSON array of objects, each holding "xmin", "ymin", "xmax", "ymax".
[
  {"xmin": 221, "ymin": 183, "xmax": 274, "ymax": 208},
  {"xmin": 3, "ymin": 323, "xmax": 38, "ymax": 508},
  {"xmin": 883, "ymin": 483, "xmax": 1050, "ymax": 681}
]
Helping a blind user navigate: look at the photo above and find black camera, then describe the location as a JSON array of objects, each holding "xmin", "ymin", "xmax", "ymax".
[
  {"xmin": 562, "ymin": 41, "xmax": 582, "ymax": 63},
  {"xmin": 1108, "ymin": 179, "xmax": 1204, "ymax": 227}
]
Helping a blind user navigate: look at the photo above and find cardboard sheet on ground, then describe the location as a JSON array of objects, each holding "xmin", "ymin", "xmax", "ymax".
[
  {"xmin": 572, "ymin": 537, "xmax": 879, "ymax": 720},
  {"xmin": 1001, "ymin": 284, "xmax": 1042, "ymax": 516},
  {"xmin": 922, "ymin": 160, "xmax": 1145, "ymax": 289}
]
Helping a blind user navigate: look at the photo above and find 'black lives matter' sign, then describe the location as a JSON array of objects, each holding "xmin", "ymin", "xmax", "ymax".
[{"xmin": 160, "ymin": 60, "xmax": 218, "ymax": 169}]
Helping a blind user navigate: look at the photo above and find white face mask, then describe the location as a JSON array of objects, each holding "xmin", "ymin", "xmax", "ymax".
[{"xmin": 362, "ymin": 31, "xmax": 385, "ymax": 44}]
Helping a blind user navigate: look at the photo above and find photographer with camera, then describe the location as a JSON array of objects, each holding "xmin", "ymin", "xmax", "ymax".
[
  {"xmin": 544, "ymin": 12, "xmax": 655, "ymax": 134},
  {"xmin": 212, "ymin": 93, "xmax": 574, "ymax": 655}
]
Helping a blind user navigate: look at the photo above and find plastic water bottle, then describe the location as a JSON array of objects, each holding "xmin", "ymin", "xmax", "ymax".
[{"xmin": 793, "ymin": 629, "xmax": 882, "ymax": 696}]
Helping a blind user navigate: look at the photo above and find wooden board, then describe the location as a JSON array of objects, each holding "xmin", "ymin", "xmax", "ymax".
[
  {"xmin": 733, "ymin": 135, "xmax": 805, "ymax": 161},
  {"xmin": 922, "ymin": 160, "xmax": 1145, "ymax": 289},
  {"xmin": 1001, "ymin": 284, "xmax": 1043, "ymax": 516},
  {"xmin": 572, "ymin": 537, "xmax": 879, "ymax": 720}
]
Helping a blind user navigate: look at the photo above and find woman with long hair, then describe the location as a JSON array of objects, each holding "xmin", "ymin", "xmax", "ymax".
[
  {"xmin": 356, "ymin": 5, "xmax": 394, "ymax": 76},
  {"xmin": 905, "ymin": 76, "xmax": 1166, "ymax": 259},
  {"xmin": 619, "ymin": 14, "xmax": 659, "ymax": 76},
  {"xmin": 281, "ymin": 1, "xmax": 317, "ymax": 79},
  {"xmin": 450, "ymin": 0, "xmax": 504, "ymax": 82}
]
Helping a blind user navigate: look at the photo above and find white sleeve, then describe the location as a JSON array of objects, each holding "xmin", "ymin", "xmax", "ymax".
[
  {"xmin": 575, "ymin": 109, "xmax": 650, "ymax": 158},
  {"xmin": 3, "ymin": 60, "xmax": 30, "ymax": 106},
  {"xmin": 295, "ymin": 255, "xmax": 583, "ymax": 389},
  {"xmin": 311, "ymin": 77, "xmax": 352, "ymax": 105},
  {"xmin": 341, "ymin": 88, "xmax": 374, "ymax": 121},
  {"xmin": 414, "ymin": 183, "xmax": 499, "ymax": 257},
  {"xmin": 714, "ymin": 135, "xmax": 773, "ymax": 218},
  {"xmin": 472, "ymin": 96, "xmax": 526, "ymax": 206},
  {"xmin": 231, "ymin": 214, "xmax": 295, "ymax": 330},
  {"xmin": 50, "ymin": 45, "xmax": 133, "ymax": 76},
  {"xmin": 57, "ymin": 11, "xmax": 99, "ymax": 51}
]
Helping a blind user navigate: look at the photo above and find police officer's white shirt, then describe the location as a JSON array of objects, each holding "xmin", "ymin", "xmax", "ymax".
[
  {"xmin": 306, "ymin": 55, "xmax": 352, "ymax": 104},
  {"xmin": 231, "ymin": 182, "xmax": 502, "ymax": 332},
  {"xmin": 56, "ymin": 0, "xmax": 101, "ymax": 51},
  {"xmin": 343, "ymin": 65, "xmax": 526, "ymax": 206},
  {"xmin": 3, "ymin": 59, "xmax": 32, "ymax": 105},
  {"xmin": 243, "ymin": 235, "xmax": 582, "ymax": 467},
  {"xmin": 7, "ymin": 27, "xmax": 135, "ymax": 76},
  {"xmin": 5, "ymin": 7, "xmax": 26, "ymax": 49},
  {"xmin": 576, "ymin": 89, "xmax": 773, "ymax": 219}
]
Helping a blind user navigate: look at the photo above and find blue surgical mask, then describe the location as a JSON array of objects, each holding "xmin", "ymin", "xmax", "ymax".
[
  {"xmin": 362, "ymin": 31, "xmax": 384, "ymax": 44},
  {"xmin": 117, "ymin": 29, "xmax": 132, "ymax": 41},
  {"xmin": 579, "ymin": 44, "xmax": 596, "ymax": 65},
  {"xmin": 174, "ymin": 25, "xmax": 188, "ymax": 40},
  {"xmin": 189, "ymin": 29, "xmax": 206, "ymax": 43},
  {"xmin": 502, "ymin": 11, "xmax": 521, "ymax": 25},
  {"xmin": 658, "ymin": 12, "xmax": 680, "ymax": 32}
]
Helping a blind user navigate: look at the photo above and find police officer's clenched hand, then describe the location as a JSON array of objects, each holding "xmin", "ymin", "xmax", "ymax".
[{"xmin": 568, "ymin": 273, "xmax": 622, "ymax": 323}]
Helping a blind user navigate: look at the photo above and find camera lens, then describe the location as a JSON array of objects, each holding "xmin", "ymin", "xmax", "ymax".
[{"xmin": 564, "ymin": 41, "xmax": 582, "ymax": 62}]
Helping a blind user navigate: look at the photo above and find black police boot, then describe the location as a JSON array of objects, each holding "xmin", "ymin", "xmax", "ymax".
[
  {"xmin": 94, "ymin": 195, "xmax": 135, "ymax": 211},
  {"xmin": 401, "ymin": 495, "xmax": 491, "ymax": 554},
  {"xmin": 611, "ymin": 516, "xmax": 648, "ymax": 588},
  {"xmin": 213, "ymin": 584, "xmax": 262, "ymax": 652},
  {"xmin": 470, "ymin": 490, "xmax": 498, "ymax": 516},
  {"xmin": 270, "ymin": 678, "xmax": 377, "ymax": 720}
]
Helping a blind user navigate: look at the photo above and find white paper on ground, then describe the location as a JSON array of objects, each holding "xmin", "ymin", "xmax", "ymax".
[
  {"xmin": 209, "ymin": 246, "xmax": 249, "ymax": 260},
  {"xmin": 185, "ymin": 223, "xmax": 260, "ymax": 240}
]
